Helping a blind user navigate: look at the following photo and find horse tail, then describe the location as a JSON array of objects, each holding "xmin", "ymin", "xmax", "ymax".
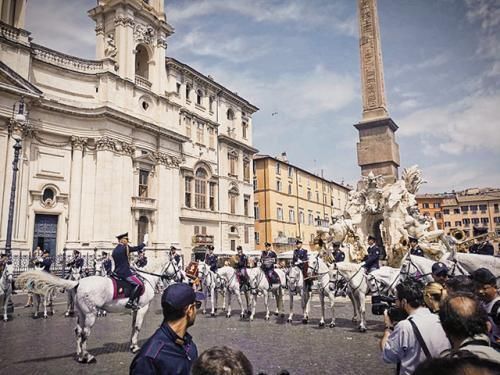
[{"xmin": 16, "ymin": 270, "xmax": 79, "ymax": 296}]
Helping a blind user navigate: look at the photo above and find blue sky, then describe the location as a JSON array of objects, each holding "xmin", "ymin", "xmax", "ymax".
[{"xmin": 25, "ymin": 0, "xmax": 500, "ymax": 193}]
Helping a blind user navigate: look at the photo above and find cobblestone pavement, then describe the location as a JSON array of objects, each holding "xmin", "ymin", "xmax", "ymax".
[{"xmin": 0, "ymin": 293, "xmax": 395, "ymax": 375}]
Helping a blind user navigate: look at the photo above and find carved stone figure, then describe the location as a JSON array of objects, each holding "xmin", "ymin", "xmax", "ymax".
[{"xmin": 104, "ymin": 33, "xmax": 117, "ymax": 59}]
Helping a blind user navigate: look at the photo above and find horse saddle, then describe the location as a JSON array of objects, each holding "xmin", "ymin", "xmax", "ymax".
[
  {"xmin": 110, "ymin": 274, "xmax": 145, "ymax": 300},
  {"xmin": 185, "ymin": 261, "xmax": 199, "ymax": 280},
  {"xmin": 265, "ymin": 269, "xmax": 280, "ymax": 285}
]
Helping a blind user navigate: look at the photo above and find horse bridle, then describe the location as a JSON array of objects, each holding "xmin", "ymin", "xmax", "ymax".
[
  {"xmin": 0, "ymin": 266, "xmax": 13, "ymax": 292},
  {"xmin": 400, "ymin": 255, "xmax": 432, "ymax": 282}
]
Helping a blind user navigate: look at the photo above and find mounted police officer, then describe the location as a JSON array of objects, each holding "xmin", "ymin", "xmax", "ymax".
[
  {"xmin": 168, "ymin": 246, "xmax": 182, "ymax": 267},
  {"xmin": 362, "ymin": 235, "xmax": 380, "ymax": 273},
  {"xmin": 67, "ymin": 250, "xmax": 85, "ymax": 272},
  {"xmin": 469, "ymin": 227, "xmax": 494, "ymax": 255},
  {"xmin": 261, "ymin": 242, "xmax": 278, "ymax": 285},
  {"xmin": 135, "ymin": 250, "xmax": 148, "ymax": 269},
  {"xmin": 292, "ymin": 239, "xmax": 310, "ymax": 287},
  {"xmin": 101, "ymin": 251, "xmax": 112, "ymax": 275},
  {"xmin": 408, "ymin": 236, "xmax": 424, "ymax": 257},
  {"xmin": 35, "ymin": 250, "xmax": 52, "ymax": 273},
  {"xmin": 235, "ymin": 246, "xmax": 249, "ymax": 291},
  {"xmin": 111, "ymin": 232, "xmax": 146, "ymax": 310},
  {"xmin": 204, "ymin": 245, "xmax": 218, "ymax": 273},
  {"xmin": 332, "ymin": 241, "xmax": 345, "ymax": 262}
]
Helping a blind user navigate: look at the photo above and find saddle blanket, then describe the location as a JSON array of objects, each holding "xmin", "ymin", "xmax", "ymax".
[
  {"xmin": 185, "ymin": 261, "xmax": 199, "ymax": 279},
  {"xmin": 111, "ymin": 275, "xmax": 145, "ymax": 300}
]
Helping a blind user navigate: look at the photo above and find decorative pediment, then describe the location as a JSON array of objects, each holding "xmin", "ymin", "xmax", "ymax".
[
  {"xmin": 133, "ymin": 152, "xmax": 157, "ymax": 170},
  {"xmin": 0, "ymin": 60, "xmax": 43, "ymax": 97}
]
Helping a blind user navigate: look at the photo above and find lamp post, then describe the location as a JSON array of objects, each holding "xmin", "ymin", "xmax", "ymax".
[{"xmin": 5, "ymin": 97, "xmax": 28, "ymax": 258}]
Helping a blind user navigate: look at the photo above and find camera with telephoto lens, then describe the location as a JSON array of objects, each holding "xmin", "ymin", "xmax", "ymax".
[{"xmin": 371, "ymin": 295, "xmax": 408, "ymax": 323}]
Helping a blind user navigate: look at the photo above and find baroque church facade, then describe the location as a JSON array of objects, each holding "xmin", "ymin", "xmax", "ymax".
[{"xmin": 0, "ymin": 0, "xmax": 258, "ymax": 259}]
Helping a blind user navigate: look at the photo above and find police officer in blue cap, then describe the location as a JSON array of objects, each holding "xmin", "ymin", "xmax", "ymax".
[
  {"xmin": 431, "ymin": 262, "xmax": 449, "ymax": 286},
  {"xmin": 204, "ymin": 245, "xmax": 218, "ymax": 273},
  {"xmin": 362, "ymin": 235, "xmax": 380, "ymax": 273},
  {"xmin": 408, "ymin": 237, "xmax": 424, "ymax": 257},
  {"xmin": 35, "ymin": 250, "xmax": 52, "ymax": 273},
  {"xmin": 130, "ymin": 283, "xmax": 205, "ymax": 375}
]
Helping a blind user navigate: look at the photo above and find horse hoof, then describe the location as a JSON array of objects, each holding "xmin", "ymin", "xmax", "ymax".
[
  {"xmin": 265, "ymin": 316, "xmax": 270, "ymax": 321},
  {"xmin": 86, "ymin": 355, "xmax": 96, "ymax": 363},
  {"xmin": 359, "ymin": 327, "xmax": 367, "ymax": 333},
  {"xmin": 329, "ymin": 322, "xmax": 336, "ymax": 328},
  {"xmin": 222, "ymin": 307, "xmax": 226, "ymax": 312},
  {"xmin": 319, "ymin": 322, "xmax": 325, "ymax": 327},
  {"xmin": 210, "ymin": 313, "xmax": 215, "ymax": 317},
  {"xmin": 43, "ymin": 315, "xmax": 48, "ymax": 319},
  {"xmin": 3, "ymin": 317, "xmax": 8, "ymax": 322},
  {"xmin": 302, "ymin": 318, "xmax": 308, "ymax": 324},
  {"xmin": 287, "ymin": 318, "xmax": 292, "ymax": 323},
  {"xmin": 280, "ymin": 313, "xmax": 285, "ymax": 318},
  {"xmin": 130, "ymin": 346, "xmax": 140, "ymax": 353},
  {"xmin": 214, "ymin": 308, "xmax": 218, "ymax": 313}
]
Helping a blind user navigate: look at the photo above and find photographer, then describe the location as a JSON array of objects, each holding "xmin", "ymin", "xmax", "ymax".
[{"xmin": 380, "ymin": 280, "xmax": 450, "ymax": 375}]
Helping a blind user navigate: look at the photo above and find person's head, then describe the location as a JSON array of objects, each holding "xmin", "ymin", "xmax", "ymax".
[
  {"xmin": 237, "ymin": 245, "xmax": 243, "ymax": 254},
  {"xmin": 439, "ymin": 293, "xmax": 488, "ymax": 346},
  {"xmin": 409, "ymin": 237, "xmax": 418, "ymax": 247},
  {"xmin": 102, "ymin": 251, "xmax": 108, "ymax": 258},
  {"xmin": 117, "ymin": 232, "xmax": 129, "ymax": 245},
  {"xmin": 170, "ymin": 246, "xmax": 177, "ymax": 254},
  {"xmin": 424, "ymin": 282, "xmax": 448, "ymax": 313},
  {"xmin": 35, "ymin": 246, "xmax": 41, "ymax": 251},
  {"xmin": 208, "ymin": 245, "xmax": 214, "ymax": 254},
  {"xmin": 161, "ymin": 283, "xmax": 205, "ymax": 328},
  {"xmin": 444, "ymin": 275, "xmax": 475, "ymax": 295},
  {"xmin": 470, "ymin": 268, "xmax": 497, "ymax": 303},
  {"xmin": 73, "ymin": 250, "xmax": 80, "ymax": 257},
  {"xmin": 42, "ymin": 250, "xmax": 50, "ymax": 258},
  {"xmin": 431, "ymin": 262, "xmax": 449, "ymax": 285},
  {"xmin": 295, "ymin": 239, "xmax": 302, "ymax": 249},
  {"xmin": 395, "ymin": 279, "xmax": 424, "ymax": 314},
  {"xmin": 265, "ymin": 242, "xmax": 271, "ymax": 250},
  {"xmin": 332, "ymin": 241, "xmax": 341, "ymax": 250},
  {"xmin": 191, "ymin": 346, "xmax": 253, "ymax": 375},
  {"xmin": 414, "ymin": 356, "xmax": 500, "ymax": 375},
  {"xmin": 367, "ymin": 235, "xmax": 376, "ymax": 246}
]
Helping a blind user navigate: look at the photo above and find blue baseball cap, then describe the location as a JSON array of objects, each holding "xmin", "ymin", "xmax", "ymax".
[
  {"xmin": 432, "ymin": 262, "xmax": 449, "ymax": 276},
  {"xmin": 161, "ymin": 283, "xmax": 205, "ymax": 309}
]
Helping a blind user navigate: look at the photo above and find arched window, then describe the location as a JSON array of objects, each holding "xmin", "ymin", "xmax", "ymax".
[
  {"xmin": 135, "ymin": 44, "xmax": 149, "ymax": 79},
  {"xmin": 42, "ymin": 187, "xmax": 55, "ymax": 204},
  {"xmin": 195, "ymin": 168, "xmax": 208, "ymax": 209},
  {"xmin": 227, "ymin": 108, "xmax": 235, "ymax": 121}
]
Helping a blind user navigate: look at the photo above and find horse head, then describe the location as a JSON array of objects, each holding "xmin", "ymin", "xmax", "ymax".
[
  {"xmin": 71, "ymin": 267, "xmax": 82, "ymax": 281},
  {"xmin": 2, "ymin": 263, "xmax": 14, "ymax": 283}
]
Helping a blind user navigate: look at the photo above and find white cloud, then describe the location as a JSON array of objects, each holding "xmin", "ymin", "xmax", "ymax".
[
  {"xmin": 390, "ymin": 53, "xmax": 449, "ymax": 77},
  {"xmin": 399, "ymin": 99, "xmax": 419, "ymax": 111},
  {"xmin": 399, "ymin": 94, "xmax": 500, "ymax": 154},
  {"xmin": 168, "ymin": 0, "xmax": 357, "ymax": 36}
]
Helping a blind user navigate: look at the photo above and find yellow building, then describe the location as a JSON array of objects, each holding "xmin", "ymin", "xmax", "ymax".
[{"xmin": 253, "ymin": 154, "xmax": 350, "ymax": 252}]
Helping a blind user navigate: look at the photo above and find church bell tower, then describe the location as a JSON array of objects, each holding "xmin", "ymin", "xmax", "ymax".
[{"xmin": 88, "ymin": 0, "xmax": 174, "ymax": 94}]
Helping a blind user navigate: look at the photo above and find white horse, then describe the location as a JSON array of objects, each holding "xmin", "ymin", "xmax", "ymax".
[
  {"xmin": 217, "ymin": 266, "xmax": 250, "ymax": 319},
  {"xmin": 367, "ymin": 266, "xmax": 401, "ymax": 296},
  {"xmin": 17, "ymin": 259, "xmax": 170, "ymax": 363},
  {"xmin": 28, "ymin": 266, "xmax": 56, "ymax": 319},
  {"xmin": 65, "ymin": 267, "xmax": 82, "ymax": 317},
  {"xmin": 286, "ymin": 265, "xmax": 311, "ymax": 324},
  {"xmin": 308, "ymin": 256, "xmax": 337, "ymax": 328},
  {"xmin": 0, "ymin": 263, "xmax": 14, "ymax": 321},
  {"xmin": 197, "ymin": 262, "xmax": 222, "ymax": 316},
  {"xmin": 441, "ymin": 250, "xmax": 499, "ymax": 276},
  {"xmin": 246, "ymin": 267, "xmax": 286, "ymax": 321}
]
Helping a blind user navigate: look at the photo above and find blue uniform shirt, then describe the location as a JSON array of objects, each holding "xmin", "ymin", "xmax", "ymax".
[
  {"xmin": 41, "ymin": 258, "xmax": 52, "ymax": 273},
  {"xmin": 236, "ymin": 254, "xmax": 248, "ymax": 269},
  {"xmin": 363, "ymin": 245, "xmax": 380, "ymax": 270},
  {"xmin": 130, "ymin": 323, "xmax": 198, "ymax": 375},
  {"xmin": 334, "ymin": 249, "xmax": 345, "ymax": 262},
  {"xmin": 409, "ymin": 246, "xmax": 424, "ymax": 257},
  {"xmin": 205, "ymin": 253, "xmax": 218, "ymax": 273},
  {"xmin": 103, "ymin": 259, "xmax": 112, "ymax": 275},
  {"xmin": 292, "ymin": 248, "xmax": 308, "ymax": 265},
  {"xmin": 69, "ymin": 256, "xmax": 84, "ymax": 269},
  {"xmin": 112, "ymin": 243, "xmax": 145, "ymax": 278}
]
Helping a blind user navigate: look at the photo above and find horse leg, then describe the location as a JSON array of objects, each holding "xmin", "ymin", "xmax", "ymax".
[
  {"xmin": 328, "ymin": 289, "xmax": 336, "ymax": 328},
  {"xmin": 33, "ymin": 294, "xmax": 40, "ymax": 319},
  {"xmin": 43, "ymin": 294, "xmax": 48, "ymax": 319},
  {"xmin": 236, "ymin": 290, "xmax": 245, "ymax": 319},
  {"xmin": 210, "ymin": 286, "xmax": 216, "ymax": 317},
  {"xmin": 249, "ymin": 293, "xmax": 256, "ymax": 321},
  {"xmin": 226, "ymin": 290, "xmax": 232, "ymax": 318},
  {"xmin": 301, "ymin": 288, "xmax": 310, "ymax": 324},
  {"xmin": 80, "ymin": 313, "xmax": 97, "ymax": 363},
  {"xmin": 319, "ymin": 291, "xmax": 326, "ymax": 327},
  {"xmin": 287, "ymin": 290, "xmax": 294, "ymax": 323},
  {"xmin": 264, "ymin": 290, "xmax": 270, "ymax": 321},
  {"xmin": 348, "ymin": 290, "xmax": 359, "ymax": 323},
  {"xmin": 358, "ymin": 291, "xmax": 367, "ymax": 332},
  {"xmin": 202, "ymin": 285, "xmax": 207, "ymax": 315},
  {"xmin": 3, "ymin": 293, "xmax": 8, "ymax": 321},
  {"xmin": 65, "ymin": 290, "xmax": 73, "ymax": 317},
  {"xmin": 278, "ymin": 287, "xmax": 285, "ymax": 318},
  {"xmin": 130, "ymin": 304, "xmax": 149, "ymax": 353},
  {"xmin": 75, "ymin": 313, "xmax": 84, "ymax": 361}
]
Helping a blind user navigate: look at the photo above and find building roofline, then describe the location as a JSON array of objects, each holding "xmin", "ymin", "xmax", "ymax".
[{"xmin": 254, "ymin": 154, "xmax": 350, "ymax": 191}]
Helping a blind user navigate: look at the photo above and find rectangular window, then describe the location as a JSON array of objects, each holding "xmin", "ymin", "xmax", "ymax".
[
  {"xmin": 186, "ymin": 85, "xmax": 191, "ymax": 100},
  {"xmin": 209, "ymin": 182, "xmax": 216, "ymax": 211},
  {"xmin": 253, "ymin": 178, "xmax": 257, "ymax": 191},
  {"xmin": 194, "ymin": 226, "xmax": 199, "ymax": 235},
  {"xmin": 443, "ymin": 209, "xmax": 450, "ymax": 215},
  {"xmin": 209, "ymin": 96, "xmax": 214, "ymax": 112},
  {"xmin": 244, "ymin": 226, "xmax": 249, "ymax": 244},
  {"xmin": 254, "ymin": 204, "xmax": 260, "ymax": 219},
  {"xmin": 454, "ymin": 208, "xmax": 460, "ymax": 214},
  {"xmin": 422, "ymin": 203, "xmax": 430, "ymax": 209},
  {"xmin": 307, "ymin": 190, "xmax": 312, "ymax": 200},
  {"xmin": 255, "ymin": 232, "xmax": 260, "ymax": 244},
  {"xmin": 242, "ymin": 122, "xmax": 248, "ymax": 139},
  {"xmin": 433, "ymin": 203, "xmax": 441, "ymax": 208},
  {"xmin": 277, "ymin": 206, "xmax": 283, "ymax": 221},
  {"xmin": 463, "ymin": 218, "xmax": 471, "ymax": 225},
  {"xmin": 308, "ymin": 213, "xmax": 313, "ymax": 225},
  {"xmin": 288, "ymin": 166, "xmax": 293, "ymax": 178},
  {"xmin": 289, "ymin": 208, "xmax": 295, "ymax": 223},
  {"xmin": 185, "ymin": 177, "xmax": 192, "ymax": 208},
  {"xmin": 208, "ymin": 128, "xmax": 215, "ymax": 148},
  {"xmin": 139, "ymin": 169, "xmax": 149, "ymax": 197},
  {"xmin": 244, "ymin": 196, "xmax": 250, "ymax": 216},
  {"xmin": 195, "ymin": 178, "xmax": 206, "ymax": 209},
  {"xmin": 323, "ymin": 194, "xmax": 327, "ymax": 205},
  {"xmin": 176, "ymin": 82, "xmax": 181, "ymax": 94},
  {"xmin": 479, "ymin": 204, "xmax": 487, "ymax": 212},
  {"xmin": 461, "ymin": 206, "xmax": 469, "ymax": 212},
  {"xmin": 471, "ymin": 218, "xmax": 480, "ymax": 224},
  {"xmin": 435, "ymin": 212, "xmax": 442, "ymax": 219},
  {"xmin": 288, "ymin": 184, "xmax": 292, "ymax": 195},
  {"xmin": 316, "ymin": 192, "xmax": 319, "ymax": 202},
  {"xmin": 196, "ymin": 123, "xmax": 204, "ymax": 144},
  {"xmin": 201, "ymin": 226, "xmax": 207, "ymax": 235},
  {"xmin": 243, "ymin": 160, "xmax": 250, "ymax": 182},
  {"xmin": 231, "ymin": 240, "xmax": 236, "ymax": 251},
  {"xmin": 229, "ymin": 194, "xmax": 237, "ymax": 214},
  {"xmin": 276, "ymin": 180, "xmax": 282, "ymax": 192},
  {"xmin": 276, "ymin": 162, "xmax": 281, "ymax": 175},
  {"xmin": 481, "ymin": 217, "xmax": 489, "ymax": 224},
  {"xmin": 470, "ymin": 205, "xmax": 478, "ymax": 212},
  {"xmin": 185, "ymin": 118, "xmax": 191, "ymax": 138},
  {"xmin": 228, "ymin": 154, "xmax": 237, "ymax": 176},
  {"xmin": 299, "ymin": 210, "xmax": 304, "ymax": 224},
  {"xmin": 494, "ymin": 204, "xmax": 499, "ymax": 213},
  {"xmin": 445, "ymin": 221, "xmax": 451, "ymax": 227}
]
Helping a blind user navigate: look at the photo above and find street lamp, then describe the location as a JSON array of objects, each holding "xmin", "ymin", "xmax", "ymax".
[{"xmin": 5, "ymin": 97, "xmax": 28, "ymax": 258}]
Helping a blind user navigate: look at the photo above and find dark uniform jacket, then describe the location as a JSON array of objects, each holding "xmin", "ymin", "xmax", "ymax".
[
  {"xmin": 170, "ymin": 253, "xmax": 181, "ymax": 265},
  {"xmin": 130, "ymin": 324, "xmax": 198, "ymax": 375},
  {"xmin": 68, "ymin": 256, "xmax": 84, "ymax": 269},
  {"xmin": 292, "ymin": 248, "xmax": 308, "ymax": 269},
  {"xmin": 236, "ymin": 254, "xmax": 248, "ymax": 269},
  {"xmin": 112, "ymin": 243, "xmax": 145, "ymax": 278},
  {"xmin": 205, "ymin": 253, "xmax": 218, "ymax": 273},
  {"xmin": 103, "ymin": 259, "xmax": 112, "ymax": 275},
  {"xmin": 363, "ymin": 245, "xmax": 380, "ymax": 271},
  {"xmin": 333, "ymin": 249, "xmax": 345, "ymax": 263},
  {"xmin": 409, "ymin": 246, "xmax": 424, "ymax": 257},
  {"xmin": 261, "ymin": 250, "xmax": 277, "ymax": 269},
  {"xmin": 469, "ymin": 242, "xmax": 494, "ymax": 256},
  {"xmin": 135, "ymin": 256, "xmax": 148, "ymax": 268},
  {"xmin": 37, "ymin": 258, "xmax": 52, "ymax": 273}
]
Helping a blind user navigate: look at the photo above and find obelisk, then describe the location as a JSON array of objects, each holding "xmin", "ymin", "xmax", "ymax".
[{"xmin": 354, "ymin": 0, "xmax": 400, "ymax": 184}]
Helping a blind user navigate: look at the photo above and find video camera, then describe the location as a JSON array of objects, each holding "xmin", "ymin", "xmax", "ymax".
[{"xmin": 371, "ymin": 295, "xmax": 408, "ymax": 323}]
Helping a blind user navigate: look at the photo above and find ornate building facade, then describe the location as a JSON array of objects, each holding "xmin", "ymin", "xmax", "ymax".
[{"xmin": 0, "ymin": 0, "xmax": 258, "ymax": 258}]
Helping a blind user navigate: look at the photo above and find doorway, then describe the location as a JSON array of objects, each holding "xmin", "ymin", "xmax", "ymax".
[{"xmin": 33, "ymin": 214, "xmax": 58, "ymax": 256}]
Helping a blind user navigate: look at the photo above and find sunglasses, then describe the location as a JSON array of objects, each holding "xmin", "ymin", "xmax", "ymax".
[{"xmin": 194, "ymin": 301, "xmax": 202, "ymax": 309}]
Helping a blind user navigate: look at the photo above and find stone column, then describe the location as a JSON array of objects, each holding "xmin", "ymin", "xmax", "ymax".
[
  {"xmin": 93, "ymin": 137, "xmax": 114, "ymax": 243},
  {"xmin": 67, "ymin": 136, "xmax": 86, "ymax": 244}
]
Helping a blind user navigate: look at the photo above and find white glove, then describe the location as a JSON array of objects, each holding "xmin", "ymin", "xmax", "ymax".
[
  {"xmin": 360, "ymin": 261, "xmax": 366, "ymax": 267},
  {"xmin": 295, "ymin": 260, "xmax": 302, "ymax": 265},
  {"xmin": 143, "ymin": 233, "xmax": 149, "ymax": 247}
]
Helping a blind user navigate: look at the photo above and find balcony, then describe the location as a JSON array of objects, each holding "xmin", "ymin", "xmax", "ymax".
[
  {"xmin": 192, "ymin": 234, "xmax": 214, "ymax": 246},
  {"xmin": 131, "ymin": 196, "xmax": 157, "ymax": 211},
  {"xmin": 135, "ymin": 75, "xmax": 152, "ymax": 90}
]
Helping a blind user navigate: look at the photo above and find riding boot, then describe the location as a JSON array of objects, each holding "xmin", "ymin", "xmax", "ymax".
[
  {"xmin": 11, "ymin": 280, "xmax": 17, "ymax": 294},
  {"xmin": 126, "ymin": 285, "xmax": 141, "ymax": 310}
]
